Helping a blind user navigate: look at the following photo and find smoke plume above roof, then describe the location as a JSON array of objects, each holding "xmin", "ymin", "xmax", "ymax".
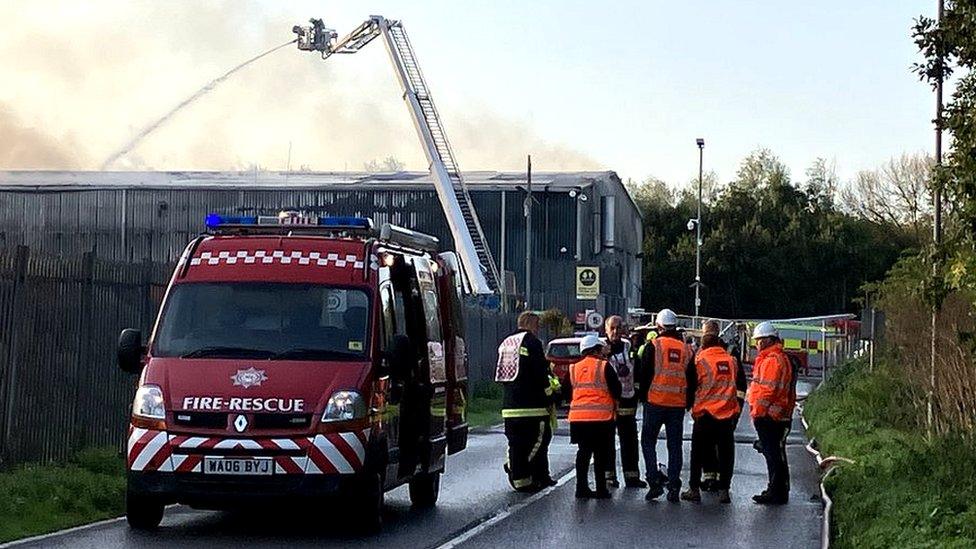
[{"xmin": 0, "ymin": 1, "xmax": 599, "ymax": 173}]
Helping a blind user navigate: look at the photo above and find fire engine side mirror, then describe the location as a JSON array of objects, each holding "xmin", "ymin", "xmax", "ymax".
[{"xmin": 118, "ymin": 329, "xmax": 145, "ymax": 374}]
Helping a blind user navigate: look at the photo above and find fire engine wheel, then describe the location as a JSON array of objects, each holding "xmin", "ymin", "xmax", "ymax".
[
  {"xmin": 408, "ymin": 471, "xmax": 441, "ymax": 508},
  {"xmin": 354, "ymin": 471, "xmax": 384, "ymax": 534},
  {"xmin": 125, "ymin": 490, "xmax": 164, "ymax": 530}
]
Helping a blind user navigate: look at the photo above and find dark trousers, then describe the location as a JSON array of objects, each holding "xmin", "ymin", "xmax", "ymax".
[
  {"xmin": 504, "ymin": 417, "xmax": 550, "ymax": 489},
  {"xmin": 640, "ymin": 404, "xmax": 685, "ymax": 490},
  {"xmin": 572, "ymin": 421, "xmax": 613, "ymax": 493},
  {"xmin": 689, "ymin": 414, "xmax": 736, "ymax": 490},
  {"xmin": 607, "ymin": 413, "xmax": 641, "ymax": 481},
  {"xmin": 754, "ymin": 417, "xmax": 791, "ymax": 497}
]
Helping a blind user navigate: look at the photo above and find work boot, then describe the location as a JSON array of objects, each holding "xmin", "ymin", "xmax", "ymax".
[
  {"xmin": 576, "ymin": 487, "xmax": 596, "ymax": 499},
  {"xmin": 701, "ymin": 477, "xmax": 719, "ymax": 492},
  {"xmin": 644, "ymin": 483, "xmax": 664, "ymax": 501},
  {"xmin": 752, "ymin": 491, "xmax": 788, "ymax": 505},
  {"xmin": 624, "ymin": 478, "xmax": 648, "ymax": 489},
  {"xmin": 538, "ymin": 477, "xmax": 558, "ymax": 488},
  {"xmin": 666, "ymin": 489, "xmax": 680, "ymax": 503},
  {"xmin": 680, "ymin": 488, "xmax": 701, "ymax": 503},
  {"xmin": 594, "ymin": 490, "xmax": 612, "ymax": 500},
  {"xmin": 718, "ymin": 490, "xmax": 732, "ymax": 504}
]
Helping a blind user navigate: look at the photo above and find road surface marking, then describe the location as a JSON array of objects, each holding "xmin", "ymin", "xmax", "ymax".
[{"xmin": 435, "ymin": 468, "xmax": 577, "ymax": 549}]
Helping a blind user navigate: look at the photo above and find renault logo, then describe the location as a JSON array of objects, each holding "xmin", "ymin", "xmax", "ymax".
[{"xmin": 233, "ymin": 414, "xmax": 248, "ymax": 433}]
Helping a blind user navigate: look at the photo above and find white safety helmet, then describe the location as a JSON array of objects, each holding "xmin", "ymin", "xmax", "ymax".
[
  {"xmin": 752, "ymin": 321, "xmax": 779, "ymax": 339},
  {"xmin": 656, "ymin": 308, "xmax": 678, "ymax": 328},
  {"xmin": 579, "ymin": 334, "xmax": 604, "ymax": 354}
]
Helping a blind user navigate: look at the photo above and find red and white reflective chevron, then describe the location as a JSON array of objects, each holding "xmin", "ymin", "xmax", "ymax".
[{"xmin": 126, "ymin": 427, "xmax": 371, "ymax": 475}]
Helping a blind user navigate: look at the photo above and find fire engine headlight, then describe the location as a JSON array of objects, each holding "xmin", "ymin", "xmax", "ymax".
[
  {"xmin": 321, "ymin": 391, "xmax": 366, "ymax": 423},
  {"xmin": 132, "ymin": 385, "xmax": 166, "ymax": 420}
]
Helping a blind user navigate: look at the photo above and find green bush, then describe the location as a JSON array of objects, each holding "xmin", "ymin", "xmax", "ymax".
[
  {"xmin": 805, "ymin": 359, "xmax": 976, "ymax": 548},
  {"xmin": 0, "ymin": 447, "xmax": 126, "ymax": 543}
]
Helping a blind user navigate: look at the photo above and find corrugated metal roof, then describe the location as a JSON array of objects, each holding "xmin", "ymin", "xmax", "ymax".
[{"xmin": 0, "ymin": 170, "xmax": 614, "ymax": 192}]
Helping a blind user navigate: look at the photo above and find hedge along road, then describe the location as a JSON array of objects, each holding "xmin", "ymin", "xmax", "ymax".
[{"xmin": 6, "ymin": 385, "xmax": 821, "ymax": 549}]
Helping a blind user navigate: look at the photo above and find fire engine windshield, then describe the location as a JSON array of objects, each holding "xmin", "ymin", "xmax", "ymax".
[{"xmin": 153, "ymin": 282, "xmax": 370, "ymax": 361}]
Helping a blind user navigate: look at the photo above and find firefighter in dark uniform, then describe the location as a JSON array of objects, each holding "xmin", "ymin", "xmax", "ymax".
[
  {"xmin": 604, "ymin": 315, "xmax": 647, "ymax": 489},
  {"xmin": 496, "ymin": 311, "xmax": 557, "ymax": 492}
]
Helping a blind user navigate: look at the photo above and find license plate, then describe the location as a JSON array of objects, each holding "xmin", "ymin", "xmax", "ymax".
[{"xmin": 203, "ymin": 457, "xmax": 273, "ymax": 476}]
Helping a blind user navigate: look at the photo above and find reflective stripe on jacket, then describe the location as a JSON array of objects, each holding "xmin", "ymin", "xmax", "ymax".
[
  {"xmin": 569, "ymin": 356, "xmax": 615, "ymax": 422},
  {"xmin": 648, "ymin": 337, "xmax": 691, "ymax": 407},
  {"xmin": 692, "ymin": 346, "xmax": 741, "ymax": 420},
  {"xmin": 748, "ymin": 342, "xmax": 795, "ymax": 421}
]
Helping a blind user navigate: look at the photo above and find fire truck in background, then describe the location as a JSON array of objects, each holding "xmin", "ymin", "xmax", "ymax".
[{"xmin": 118, "ymin": 213, "xmax": 469, "ymax": 532}]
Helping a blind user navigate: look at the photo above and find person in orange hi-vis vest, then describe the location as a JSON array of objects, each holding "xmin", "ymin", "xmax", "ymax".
[
  {"xmin": 569, "ymin": 334, "xmax": 621, "ymax": 499},
  {"xmin": 681, "ymin": 320, "xmax": 746, "ymax": 504},
  {"xmin": 748, "ymin": 321, "xmax": 797, "ymax": 505},
  {"xmin": 636, "ymin": 308, "xmax": 696, "ymax": 503}
]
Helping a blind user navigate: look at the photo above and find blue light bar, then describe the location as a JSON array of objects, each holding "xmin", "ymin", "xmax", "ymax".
[
  {"xmin": 205, "ymin": 213, "xmax": 257, "ymax": 229},
  {"xmin": 206, "ymin": 212, "xmax": 373, "ymax": 231},
  {"xmin": 318, "ymin": 216, "xmax": 372, "ymax": 228}
]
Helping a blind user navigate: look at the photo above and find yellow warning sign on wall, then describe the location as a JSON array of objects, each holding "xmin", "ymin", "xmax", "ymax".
[{"xmin": 576, "ymin": 266, "xmax": 600, "ymax": 300}]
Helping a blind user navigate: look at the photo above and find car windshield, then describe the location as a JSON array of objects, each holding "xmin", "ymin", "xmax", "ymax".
[
  {"xmin": 547, "ymin": 342, "xmax": 581, "ymax": 359},
  {"xmin": 153, "ymin": 282, "xmax": 370, "ymax": 361}
]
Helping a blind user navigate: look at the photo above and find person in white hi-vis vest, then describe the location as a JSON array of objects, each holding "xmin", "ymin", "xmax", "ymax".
[
  {"xmin": 604, "ymin": 315, "xmax": 647, "ymax": 489},
  {"xmin": 495, "ymin": 311, "xmax": 557, "ymax": 492}
]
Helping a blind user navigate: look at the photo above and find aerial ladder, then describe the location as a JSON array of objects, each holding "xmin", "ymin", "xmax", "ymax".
[{"xmin": 293, "ymin": 16, "xmax": 500, "ymax": 295}]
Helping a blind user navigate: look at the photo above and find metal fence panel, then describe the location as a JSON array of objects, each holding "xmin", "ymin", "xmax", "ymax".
[{"xmin": 0, "ymin": 247, "xmax": 170, "ymax": 467}]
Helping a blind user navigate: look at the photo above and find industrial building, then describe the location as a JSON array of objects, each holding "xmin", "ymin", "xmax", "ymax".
[{"xmin": 0, "ymin": 170, "xmax": 642, "ymax": 316}]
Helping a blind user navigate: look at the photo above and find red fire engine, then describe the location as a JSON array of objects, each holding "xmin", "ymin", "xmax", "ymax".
[{"xmin": 118, "ymin": 212, "xmax": 469, "ymax": 532}]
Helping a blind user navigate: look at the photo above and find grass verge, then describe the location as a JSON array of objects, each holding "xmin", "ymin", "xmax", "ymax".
[
  {"xmin": 467, "ymin": 383, "xmax": 503, "ymax": 428},
  {"xmin": 804, "ymin": 357, "xmax": 976, "ymax": 549},
  {"xmin": 0, "ymin": 447, "xmax": 125, "ymax": 543}
]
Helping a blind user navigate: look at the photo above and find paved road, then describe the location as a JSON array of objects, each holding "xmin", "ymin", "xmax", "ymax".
[{"xmin": 12, "ymin": 383, "xmax": 821, "ymax": 549}]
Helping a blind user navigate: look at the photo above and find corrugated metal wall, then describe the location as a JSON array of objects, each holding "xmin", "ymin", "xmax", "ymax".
[{"xmin": 0, "ymin": 180, "xmax": 640, "ymax": 317}]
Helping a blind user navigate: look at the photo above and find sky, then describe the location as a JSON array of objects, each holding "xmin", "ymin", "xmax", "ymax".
[{"xmin": 0, "ymin": 0, "xmax": 940, "ymax": 188}]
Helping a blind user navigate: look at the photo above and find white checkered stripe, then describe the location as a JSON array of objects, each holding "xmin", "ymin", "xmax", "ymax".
[{"xmin": 189, "ymin": 251, "xmax": 379, "ymax": 270}]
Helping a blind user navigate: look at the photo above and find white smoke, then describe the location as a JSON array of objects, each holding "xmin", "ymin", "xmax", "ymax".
[{"xmin": 0, "ymin": 1, "xmax": 600, "ymax": 172}]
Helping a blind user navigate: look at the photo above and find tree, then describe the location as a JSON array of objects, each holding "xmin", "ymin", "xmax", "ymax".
[
  {"xmin": 629, "ymin": 148, "xmax": 908, "ymax": 318},
  {"xmin": 805, "ymin": 157, "xmax": 839, "ymax": 209},
  {"xmin": 733, "ymin": 148, "xmax": 790, "ymax": 189},
  {"xmin": 364, "ymin": 155, "xmax": 405, "ymax": 172},
  {"xmin": 840, "ymin": 153, "xmax": 933, "ymax": 244},
  {"xmin": 914, "ymin": 1, "xmax": 976, "ymax": 295}
]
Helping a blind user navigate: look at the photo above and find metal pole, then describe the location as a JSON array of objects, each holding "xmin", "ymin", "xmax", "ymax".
[
  {"xmin": 500, "ymin": 191, "xmax": 507, "ymax": 312},
  {"xmin": 929, "ymin": 0, "xmax": 944, "ymax": 438},
  {"xmin": 525, "ymin": 155, "xmax": 532, "ymax": 310},
  {"xmin": 695, "ymin": 139, "xmax": 704, "ymax": 319},
  {"xmin": 870, "ymin": 307, "xmax": 877, "ymax": 373},
  {"xmin": 821, "ymin": 320, "xmax": 828, "ymax": 383}
]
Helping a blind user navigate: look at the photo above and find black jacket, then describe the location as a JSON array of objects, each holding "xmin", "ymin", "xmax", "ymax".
[
  {"xmin": 500, "ymin": 330, "xmax": 552, "ymax": 411},
  {"xmin": 636, "ymin": 330, "xmax": 697, "ymax": 409}
]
